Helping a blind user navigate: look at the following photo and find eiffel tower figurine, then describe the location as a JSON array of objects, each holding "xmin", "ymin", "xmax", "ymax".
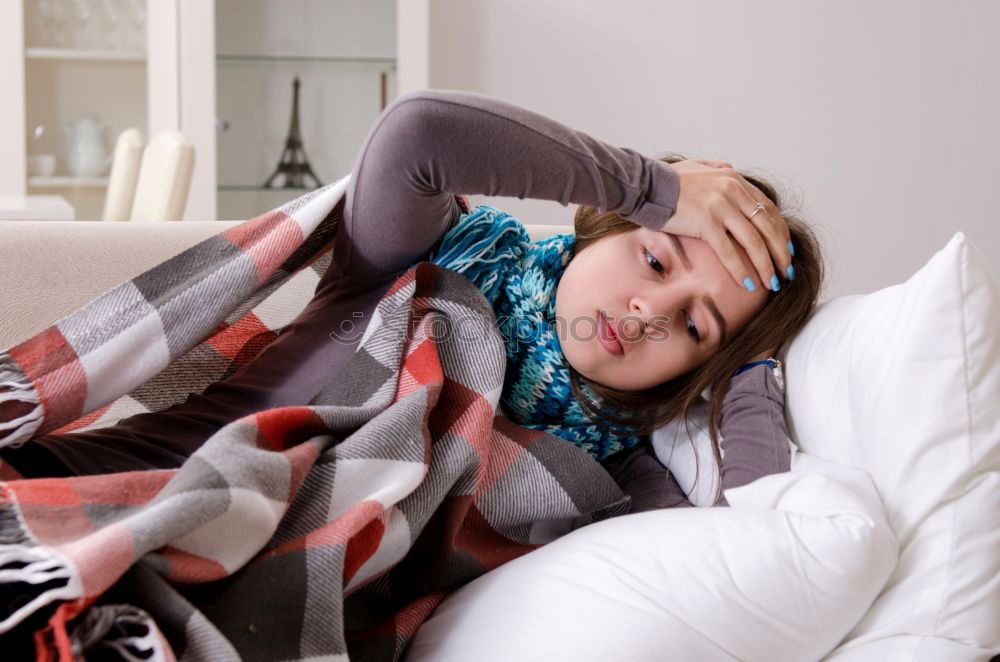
[{"xmin": 263, "ymin": 76, "xmax": 322, "ymax": 189}]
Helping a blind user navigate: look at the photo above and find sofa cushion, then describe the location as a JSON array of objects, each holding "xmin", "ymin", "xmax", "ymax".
[{"xmin": 0, "ymin": 221, "xmax": 242, "ymax": 348}]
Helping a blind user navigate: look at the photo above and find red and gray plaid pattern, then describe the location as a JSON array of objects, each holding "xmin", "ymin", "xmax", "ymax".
[
  {"xmin": 0, "ymin": 176, "xmax": 630, "ymax": 660},
  {"xmin": 0, "ymin": 177, "xmax": 351, "ymax": 447}
]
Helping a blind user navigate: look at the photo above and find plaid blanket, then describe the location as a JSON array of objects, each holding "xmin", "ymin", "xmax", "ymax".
[{"xmin": 0, "ymin": 177, "xmax": 631, "ymax": 661}]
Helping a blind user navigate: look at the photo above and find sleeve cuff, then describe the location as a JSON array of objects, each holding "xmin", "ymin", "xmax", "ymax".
[
  {"xmin": 621, "ymin": 159, "xmax": 680, "ymax": 231},
  {"xmin": 726, "ymin": 362, "xmax": 784, "ymax": 403}
]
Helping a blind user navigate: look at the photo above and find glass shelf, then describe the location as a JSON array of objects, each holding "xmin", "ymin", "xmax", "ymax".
[
  {"xmin": 217, "ymin": 53, "xmax": 396, "ymax": 67},
  {"xmin": 26, "ymin": 47, "xmax": 145, "ymax": 62},
  {"xmin": 28, "ymin": 176, "xmax": 110, "ymax": 188}
]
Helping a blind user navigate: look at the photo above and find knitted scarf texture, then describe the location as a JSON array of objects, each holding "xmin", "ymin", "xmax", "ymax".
[{"xmin": 427, "ymin": 204, "xmax": 646, "ymax": 462}]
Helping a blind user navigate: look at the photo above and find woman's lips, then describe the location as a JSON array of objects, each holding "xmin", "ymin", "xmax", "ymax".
[{"xmin": 597, "ymin": 311, "xmax": 624, "ymax": 355}]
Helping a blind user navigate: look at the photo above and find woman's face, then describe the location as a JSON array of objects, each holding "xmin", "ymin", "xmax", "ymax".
[{"xmin": 554, "ymin": 227, "xmax": 769, "ymax": 391}]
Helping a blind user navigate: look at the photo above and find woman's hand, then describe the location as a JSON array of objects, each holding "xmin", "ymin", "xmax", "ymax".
[{"xmin": 661, "ymin": 159, "xmax": 794, "ymax": 293}]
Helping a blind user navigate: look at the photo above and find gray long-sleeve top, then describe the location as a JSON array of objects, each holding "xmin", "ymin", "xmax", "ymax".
[{"xmin": 389, "ymin": 89, "xmax": 791, "ymax": 508}]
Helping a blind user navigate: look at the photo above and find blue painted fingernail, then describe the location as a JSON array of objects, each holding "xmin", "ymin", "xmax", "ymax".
[
  {"xmin": 788, "ymin": 239, "xmax": 795, "ymax": 257},
  {"xmin": 743, "ymin": 277, "xmax": 756, "ymax": 292},
  {"xmin": 770, "ymin": 275, "xmax": 781, "ymax": 291},
  {"xmin": 787, "ymin": 264, "xmax": 795, "ymax": 281}
]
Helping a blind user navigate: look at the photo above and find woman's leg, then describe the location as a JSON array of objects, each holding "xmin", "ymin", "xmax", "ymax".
[{"xmin": 1, "ymin": 97, "xmax": 465, "ymax": 478}]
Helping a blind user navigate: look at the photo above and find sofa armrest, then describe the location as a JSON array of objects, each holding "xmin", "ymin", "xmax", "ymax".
[{"xmin": 0, "ymin": 220, "xmax": 242, "ymax": 348}]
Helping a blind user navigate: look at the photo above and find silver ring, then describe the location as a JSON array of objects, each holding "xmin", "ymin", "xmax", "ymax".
[{"xmin": 749, "ymin": 201, "xmax": 765, "ymax": 219}]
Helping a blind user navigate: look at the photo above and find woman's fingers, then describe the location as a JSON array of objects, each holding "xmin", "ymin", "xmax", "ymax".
[
  {"xmin": 685, "ymin": 161, "xmax": 792, "ymax": 284},
  {"xmin": 724, "ymin": 201, "xmax": 782, "ymax": 291},
  {"xmin": 701, "ymin": 222, "xmax": 760, "ymax": 292},
  {"xmin": 668, "ymin": 159, "xmax": 795, "ymax": 292},
  {"xmin": 694, "ymin": 159, "xmax": 734, "ymax": 170},
  {"xmin": 732, "ymin": 178, "xmax": 793, "ymax": 287}
]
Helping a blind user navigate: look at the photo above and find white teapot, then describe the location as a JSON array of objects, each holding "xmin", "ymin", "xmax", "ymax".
[{"xmin": 62, "ymin": 114, "xmax": 116, "ymax": 177}]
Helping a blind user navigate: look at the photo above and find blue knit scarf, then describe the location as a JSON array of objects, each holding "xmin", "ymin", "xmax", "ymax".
[{"xmin": 427, "ymin": 204, "xmax": 646, "ymax": 462}]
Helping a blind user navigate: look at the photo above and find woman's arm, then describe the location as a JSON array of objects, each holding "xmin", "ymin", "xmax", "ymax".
[
  {"xmin": 334, "ymin": 88, "xmax": 681, "ymax": 281},
  {"xmin": 714, "ymin": 363, "xmax": 792, "ymax": 507},
  {"xmin": 601, "ymin": 443, "xmax": 697, "ymax": 512},
  {"xmin": 603, "ymin": 363, "xmax": 792, "ymax": 511}
]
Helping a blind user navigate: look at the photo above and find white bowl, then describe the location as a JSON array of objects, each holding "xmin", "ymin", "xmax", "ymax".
[{"xmin": 27, "ymin": 154, "xmax": 57, "ymax": 177}]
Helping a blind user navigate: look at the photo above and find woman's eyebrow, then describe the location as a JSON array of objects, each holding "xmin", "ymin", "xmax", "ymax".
[
  {"xmin": 660, "ymin": 233, "xmax": 728, "ymax": 346},
  {"xmin": 665, "ymin": 232, "xmax": 693, "ymax": 271}
]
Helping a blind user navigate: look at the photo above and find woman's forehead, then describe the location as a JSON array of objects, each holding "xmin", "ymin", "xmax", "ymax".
[
  {"xmin": 678, "ymin": 233, "xmax": 757, "ymax": 282},
  {"xmin": 655, "ymin": 231, "xmax": 768, "ymax": 322}
]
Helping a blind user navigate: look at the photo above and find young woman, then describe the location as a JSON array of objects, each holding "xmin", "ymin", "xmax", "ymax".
[{"xmin": 0, "ymin": 89, "xmax": 822, "ymax": 509}]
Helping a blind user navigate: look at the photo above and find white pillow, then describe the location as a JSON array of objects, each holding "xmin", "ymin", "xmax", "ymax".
[
  {"xmin": 780, "ymin": 231, "xmax": 1000, "ymax": 659},
  {"xmin": 403, "ymin": 451, "xmax": 897, "ymax": 662},
  {"xmin": 649, "ymin": 395, "xmax": 721, "ymax": 507},
  {"xmin": 655, "ymin": 230, "xmax": 999, "ymax": 657}
]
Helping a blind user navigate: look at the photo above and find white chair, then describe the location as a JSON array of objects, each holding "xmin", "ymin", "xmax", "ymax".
[
  {"xmin": 129, "ymin": 130, "xmax": 195, "ymax": 222},
  {"xmin": 101, "ymin": 128, "xmax": 145, "ymax": 222}
]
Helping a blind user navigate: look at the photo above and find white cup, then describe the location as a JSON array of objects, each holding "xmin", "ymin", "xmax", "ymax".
[{"xmin": 27, "ymin": 154, "xmax": 57, "ymax": 177}]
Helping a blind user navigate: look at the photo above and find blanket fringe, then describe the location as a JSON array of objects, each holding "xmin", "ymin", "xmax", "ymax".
[
  {"xmin": 0, "ymin": 548, "xmax": 77, "ymax": 636},
  {"xmin": 0, "ymin": 352, "xmax": 43, "ymax": 448},
  {"xmin": 0, "ymin": 486, "xmax": 78, "ymax": 636},
  {"xmin": 66, "ymin": 604, "xmax": 168, "ymax": 662}
]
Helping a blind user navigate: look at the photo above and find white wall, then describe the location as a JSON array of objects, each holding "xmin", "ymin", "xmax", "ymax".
[
  {"xmin": 426, "ymin": 0, "xmax": 999, "ymax": 299},
  {"xmin": 398, "ymin": 0, "xmax": 429, "ymax": 94}
]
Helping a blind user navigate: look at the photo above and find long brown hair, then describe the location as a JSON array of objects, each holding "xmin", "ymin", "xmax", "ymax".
[{"xmin": 568, "ymin": 153, "xmax": 825, "ymax": 506}]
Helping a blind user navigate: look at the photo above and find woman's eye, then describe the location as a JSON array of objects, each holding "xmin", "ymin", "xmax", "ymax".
[
  {"xmin": 685, "ymin": 314, "xmax": 702, "ymax": 343},
  {"xmin": 642, "ymin": 247, "xmax": 664, "ymax": 273},
  {"xmin": 644, "ymin": 247, "xmax": 700, "ymax": 343}
]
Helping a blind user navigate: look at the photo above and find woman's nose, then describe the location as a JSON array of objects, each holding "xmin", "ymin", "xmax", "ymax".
[
  {"xmin": 625, "ymin": 298, "xmax": 660, "ymax": 339},
  {"xmin": 629, "ymin": 291, "xmax": 683, "ymax": 335}
]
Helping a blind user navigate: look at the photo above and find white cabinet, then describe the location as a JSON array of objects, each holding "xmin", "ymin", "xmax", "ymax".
[
  {"xmin": 2, "ymin": 0, "xmax": 428, "ymax": 221},
  {"xmin": 3, "ymin": 0, "xmax": 155, "ymax": 220},
  {"xmin": 212, "ymin": 0, "xmax": 400, "ymax": 222}
]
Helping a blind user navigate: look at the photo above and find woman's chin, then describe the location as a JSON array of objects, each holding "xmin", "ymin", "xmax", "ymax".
[
  {"xmin": 580, "ymin": 361, "xmax": 684, "ymax": 393},
  {"xmin": 573, "ymin": 365, "xmax": 645, "ymax": 393}
]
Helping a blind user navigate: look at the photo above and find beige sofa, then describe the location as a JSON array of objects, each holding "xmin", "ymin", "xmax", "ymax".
[{"xmin": 0, "ymin": 219, "xmax": 565, "ymax": 349}]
